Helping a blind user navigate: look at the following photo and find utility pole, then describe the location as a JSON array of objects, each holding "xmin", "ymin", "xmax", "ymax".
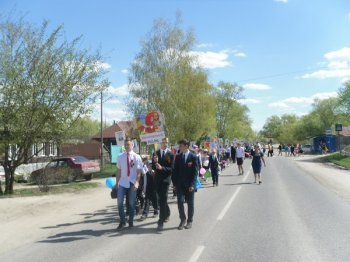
[{"xmin": 100, "ymin": 91, "xmax": 104, "ymax": 169}]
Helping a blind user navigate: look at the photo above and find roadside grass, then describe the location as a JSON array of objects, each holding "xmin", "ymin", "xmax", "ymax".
[
  {"xmin": 0, "ymin": 182, "xmax": 99, "ymax": 198},
  {"xmin": 93, "ymin": 164, "xmax": 116, "ymax": 179},
  {"xmin": 324, "ymin": 153, "xmax": 350, "ymax": 169}
]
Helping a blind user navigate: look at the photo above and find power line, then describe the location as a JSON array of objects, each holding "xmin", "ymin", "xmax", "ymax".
[{"xmin": 236, "ymin": 66, "xmax": 328, "ymax": 84}]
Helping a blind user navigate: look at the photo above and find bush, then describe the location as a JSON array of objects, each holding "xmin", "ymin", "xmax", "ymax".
[{"xmin": 33, "ymin": 168, "xmax": 77, "ymax": 192}]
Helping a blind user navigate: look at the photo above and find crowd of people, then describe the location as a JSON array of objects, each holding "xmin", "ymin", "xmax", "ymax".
[{"xmin": 114, "ymin": 138, "xmax": 267, "ymax": 232}]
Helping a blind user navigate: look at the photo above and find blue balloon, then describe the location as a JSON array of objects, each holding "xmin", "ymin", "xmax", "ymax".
[
  {"xmin": 196, "ymin": 177, "xmax": 202, "ymax": 189},
  {"xmin": 106, "ymin": 177, "xmax": 116, "ymax": 189}
]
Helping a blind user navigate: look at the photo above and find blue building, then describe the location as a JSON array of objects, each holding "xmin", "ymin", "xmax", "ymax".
[{"xmin": 311, "ymin": 135, "xmax": 337, "ymax": 153}]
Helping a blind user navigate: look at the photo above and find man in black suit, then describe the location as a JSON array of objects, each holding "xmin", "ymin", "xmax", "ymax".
[
  {"xmin": 154, "ymin": 137, "xmax": 174, "ymax": 231},
  {"xmin": 172, "ymin": 139, "xmax": 199, "ymax": 230}
]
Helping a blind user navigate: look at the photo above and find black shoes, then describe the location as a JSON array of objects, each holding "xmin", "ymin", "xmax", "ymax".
[
  {"xmin": 164, "ymin": 216, "xmax": 170, "ymax": 223},
  {"xmin": 157, "ymin": 223, "xmax": 164, "ymax": 231},
  {"xmin": 185, "ymin": 222, "xmax": 192, "ymax": 229},
  {"xmin": 117, "ymin": 223, "xmax": 126, "ymax": 231},
  {"xmin": 178, "ymin": 221, "xmax": 186, "ymax": 230},
  {"xmin": 129, "ymin": 222, "xmax": 134, "ymax": 228}
]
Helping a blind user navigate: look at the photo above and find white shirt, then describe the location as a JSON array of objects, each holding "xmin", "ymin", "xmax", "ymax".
[
  {"xmin": 236, "ymin": 147, "xmax": 245, "ymax": 158},
  {"xmin": 117, "ymin": 151, "xmax": 142, "ymax": 188},
  {"xmin": 183, "ymin": 149, "xmax": 190, "ymax": 162},
  {"xmin": 159, "ymin": 148, "xmax": 169, "ymax": 158}
]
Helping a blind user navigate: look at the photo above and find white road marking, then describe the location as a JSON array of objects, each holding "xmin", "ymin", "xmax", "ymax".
[
  {"xmin": 217, "ymin": 186, "xmax": 242, "ymax": 221},
  {"xmin": 188, "ymin": 245, "xmax": 205, "ymax": 262}
]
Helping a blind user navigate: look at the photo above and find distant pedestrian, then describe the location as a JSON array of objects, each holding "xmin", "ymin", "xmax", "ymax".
[
  {"xmin": 251, "ymin": 145, "xmax": 266, "ymax": 184},
  {"xmin": 236, "ymin": 143, "xmax": 245, "ymax": 175},
  {"xmin": 290, "ymin": 144, "xmax": 295, "ymax": 157},
  {"xmin": 116, "ymin": 138, "xmax": 143, "ymax": 230},
  {"xmin": 231, "ymin": 144, "xmax": 236, "ymax": 164},
  {"xmin": 278, "ymin": 144, "xmax": 282, "ymax": 156},
  {"xmin": 268, "ymin": 143, "xmax": 273, "ymax": 157},
  {"xmin": 209, "ymin": 149, "xmax": 220, "ymax": 187}
]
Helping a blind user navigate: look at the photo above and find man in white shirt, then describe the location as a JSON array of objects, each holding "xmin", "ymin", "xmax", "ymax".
[
  {"xmin": 236, "ymin": 142, "xmax": 245, "ymax": 175},
  {"xmin": 116, "ymin": 138, "xmax": 143, "ymax": 230}
]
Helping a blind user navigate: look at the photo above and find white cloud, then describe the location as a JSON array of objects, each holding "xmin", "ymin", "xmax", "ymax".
[
  {"xmin": 121, "ymin": 69, "xmax": 129, "ymax": 74},
  {"xmin": 268, "ymin": 92, "xmax": 338, "ymax": 109},
  {"xmin": 106, "ymin": 84, "xmax": 129, "ymax": 97},
  {"xmin": 189, "ymin": 50, "xmax": 232, "ymax": 69},
  {"xmin": 348, "ymin": 12, "xmax": 350, "ymax": 19},
  {"xmin": 269, "ymin": 101, "xmax": 292, "ymax": 109},
  {"xmin": 95, "ymin": 61, "xmax": 112, "ymax": 70},
  {"xmin": 243, "ymin": 83, "xmax": 272, "ymax": 90},
  {"xmin": 102, "ymin": 107, "xmax": 130, "ymax": 122},
  {"xmin": 303, "ymin": 47, "xmax": 350, "ymax": 79},
  {"xmin": 197, "ymin": 43, "xmax": 214, "ymax": 48},
  {"xmin": 234, "ymin": 52, "xmax": 247, "ymax": 58},
  {"xmin": 238, "ymin": 98, "xmax": 261, "ymax": 104},
  {"xmin": 274, "ymin": 0, "xmax": 288, "ymax": 3}
]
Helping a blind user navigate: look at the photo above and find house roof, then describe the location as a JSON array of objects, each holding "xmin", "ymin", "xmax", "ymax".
[
  {"xmin": 340, "ymin": 126, "xmax": 350, "ymax": 137},
  {"xmin": 92, "ymin": 121, "xmax": 134, "ymax": 139}
]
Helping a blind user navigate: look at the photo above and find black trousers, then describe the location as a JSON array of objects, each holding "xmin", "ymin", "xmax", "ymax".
[
  {"xmin": 176, "ymin": 184, "xmax": 195, "ymax": 223},
  {"xmin": 143, "ymin": 189, "xmax": 158, "ymax": 216},
  {"xmin": 211, "ymin": 168, "xmax": 219, "ymax": 185},
  {"xmin": 157, "ymin": 182, "xmax": 170, "ymax": 224}
]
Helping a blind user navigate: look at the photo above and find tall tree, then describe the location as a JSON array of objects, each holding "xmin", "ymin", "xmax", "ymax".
[
  {"xmin": 339, "ymin": 81, "xmax": 350, "ymax": 117},
  {"xmin": 128, "ymin": 14, "xmax": 216, "ymax": 142},
  {"xmin": 0, "ymin": 19, "xmax": 109, "ymax": 194},
  {"xmin": 214, "ymin": 81, "xmax": 245, "ymax": 140}
]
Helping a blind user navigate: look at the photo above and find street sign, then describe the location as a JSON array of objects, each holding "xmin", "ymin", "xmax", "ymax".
[{"xmin": 335, "ymin": 123, "xmax": 343, "ymax": 132}]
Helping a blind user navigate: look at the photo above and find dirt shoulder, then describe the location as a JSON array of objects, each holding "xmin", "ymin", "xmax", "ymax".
[
  {"xmin": 291, "ymin": 155, "xmax": 350, "ymax": 204},
  {"xmin": 0, "ymin": 179, "xmax": 116, "ymax": 254}
]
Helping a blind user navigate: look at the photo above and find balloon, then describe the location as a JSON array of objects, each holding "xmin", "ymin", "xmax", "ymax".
[
  {"xmin": 105, "ymin": 177, "xmax": 116, "ymax": 189},
  {"xmin": 199, "ymin": 168, "xmax": 206, "ymax": 175},
  {"xmin": 196, "ymin": 177, "xmax": 202, "ymax": 189}
]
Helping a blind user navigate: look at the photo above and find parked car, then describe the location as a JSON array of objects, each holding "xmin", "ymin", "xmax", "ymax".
[
  {"xmin": 301, "ymin": 144, "xmax": 312, "ymax": 154},
  {"xmin": 30, "ymin": 156, "xmax": 100, "ymax": 183}
]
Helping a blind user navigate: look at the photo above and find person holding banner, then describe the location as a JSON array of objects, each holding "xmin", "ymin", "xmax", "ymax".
[
  {"xmin": 116, "ymin": 138, "xmax": 143, "ymax": 231},
  {"xmin": 154, "ymin": 137, "xmax": 174, "ymax": 231}
]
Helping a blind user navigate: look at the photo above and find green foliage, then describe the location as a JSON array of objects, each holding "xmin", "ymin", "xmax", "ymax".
[
  {"xmin": 261, "ymin": 94, "xmax": 348, "ymax": 144},
  {"xmin": 339, "ymin": 81, "xmax": 350, "ymax": 117},
  {"xmin": 0, "ymin": 18, "xmax": 109, "ymax": 194},
  {"xmin": 128, "ymin": 14, "xmax": 216, "ymax": 142},
  {"xmin": 324, "ymin": 153, "xmax": 350, "ymax": 169},
  {"xmin": 214, "ymin": 81, "xmax": 252, "ymax": 140},
  {"xmin": 65, "ymin": 116, "xmax": 101, "ymax": 142}
]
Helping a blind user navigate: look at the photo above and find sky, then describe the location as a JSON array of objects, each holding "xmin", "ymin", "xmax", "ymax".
[{"xmin": 1, "ymin": 0, "xmax": 350, "ymax": 131}]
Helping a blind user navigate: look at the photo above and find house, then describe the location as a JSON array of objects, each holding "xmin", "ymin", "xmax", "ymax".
[{"xmin": 91, "ymin": 120, "xmax": 135, "ymax": 150}]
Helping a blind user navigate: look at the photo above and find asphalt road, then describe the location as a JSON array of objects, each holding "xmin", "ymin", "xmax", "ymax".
[{"xmin": 1, "ymin": 156, "xmax": 350, "ymax": 262}]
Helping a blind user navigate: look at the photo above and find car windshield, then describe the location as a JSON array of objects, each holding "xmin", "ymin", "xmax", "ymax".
[{"xmin": 71, "ymin": 156, "xmax": 90, "ymax": 163}]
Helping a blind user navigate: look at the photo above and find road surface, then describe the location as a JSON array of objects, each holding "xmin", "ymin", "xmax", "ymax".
[{"xmin": 1, "ymin": 156, "xmax": 350, "ymax": 262}]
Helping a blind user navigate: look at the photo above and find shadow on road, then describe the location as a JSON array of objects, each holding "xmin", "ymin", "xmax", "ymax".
[{"xmin": 224, "ymin": 182, "xmax": 255, "ymax": 186}]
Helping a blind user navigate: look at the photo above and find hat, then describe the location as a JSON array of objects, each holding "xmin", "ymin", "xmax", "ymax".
[{"xmin": 192, "ymin": 144, "xmax": 198, "ymax": 149}]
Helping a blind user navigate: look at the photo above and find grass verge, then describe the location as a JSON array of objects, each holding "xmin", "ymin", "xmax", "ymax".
[
  {"xmin": 0, "ymin": 182, "xmax": 99, "ymax": 198},
  {"xmin": 324, "ymin": 153, "xmax": 350, "ymax": 169},
  {"xmin": 93, "ymin": 164, "xmax": 116, "ymax": 179}
]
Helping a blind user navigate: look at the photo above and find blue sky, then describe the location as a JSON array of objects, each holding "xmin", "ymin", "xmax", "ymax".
[{"xmin": 1, "ymin": 0, "xmax": 350, "ymax": 131}]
